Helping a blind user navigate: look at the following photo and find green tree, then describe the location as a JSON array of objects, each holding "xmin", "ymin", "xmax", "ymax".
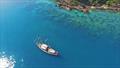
[
  {"xmin": 106, "ymin": 0, "xmax": 120, "ymax": 6},
  {"xmin": 89, "ymin": 0, "xmax": 108, "ymax": 5},
  {"xmin": 70, "ymin": 0, "xmax": 80, "ymax": 6}
]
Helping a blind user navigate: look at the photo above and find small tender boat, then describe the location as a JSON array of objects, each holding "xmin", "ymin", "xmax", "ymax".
[{"xmin": 37, "ymin": 43, "xmax": 59, "ymax": 56}]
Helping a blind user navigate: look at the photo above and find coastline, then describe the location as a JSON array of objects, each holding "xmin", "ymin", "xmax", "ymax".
[{"xmin": 55, "ymin": 0, "xmax": 120, "ymax": 13}]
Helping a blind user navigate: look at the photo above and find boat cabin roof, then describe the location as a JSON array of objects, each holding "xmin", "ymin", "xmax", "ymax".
[
  {"xmin": 41, "ymin": 44, "xmax": 48, "ymax": 50},
  {"xmin": 48, "ymin": 48, "xmax": 55, "ymax": 53}
]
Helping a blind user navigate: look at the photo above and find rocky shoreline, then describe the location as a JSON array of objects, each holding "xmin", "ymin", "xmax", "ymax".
[
  {"xmin": 91, "ymin": 4, "xmax": 120, "ymax": 12},
  {"xmin": 56, "ymin": 0, "xmax": 120, "ymax": 13}
]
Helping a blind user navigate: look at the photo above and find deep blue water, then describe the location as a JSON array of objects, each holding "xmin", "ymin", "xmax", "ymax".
[{"xmin": 0, "ymin": 0, "xmax": 120, "ymax": 68}]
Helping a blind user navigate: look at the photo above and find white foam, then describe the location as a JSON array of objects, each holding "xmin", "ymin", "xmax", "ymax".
[{"xmin": 0, "ymin": 52, "xmax": 16, "ymax": 68}]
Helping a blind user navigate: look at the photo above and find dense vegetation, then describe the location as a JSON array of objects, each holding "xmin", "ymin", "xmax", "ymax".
[{"xmin": 70, "ymin": 0, "xmax": 120, "ymax": 6}]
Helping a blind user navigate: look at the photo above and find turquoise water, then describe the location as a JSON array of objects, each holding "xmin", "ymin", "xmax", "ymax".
[{"xmin": 0, "ymin": 0, "xmax": 120, "ymax": 68}]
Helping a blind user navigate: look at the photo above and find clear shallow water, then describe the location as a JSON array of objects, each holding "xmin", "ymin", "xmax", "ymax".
[{"xmin": 0, "ymin": 0, "xmax": 120, "ymax": 68}]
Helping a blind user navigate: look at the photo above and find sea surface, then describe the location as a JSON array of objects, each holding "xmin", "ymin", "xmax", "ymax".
[{"xmin": 0, "ymin": 0, "xmax": 120, "ymax": 68}]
